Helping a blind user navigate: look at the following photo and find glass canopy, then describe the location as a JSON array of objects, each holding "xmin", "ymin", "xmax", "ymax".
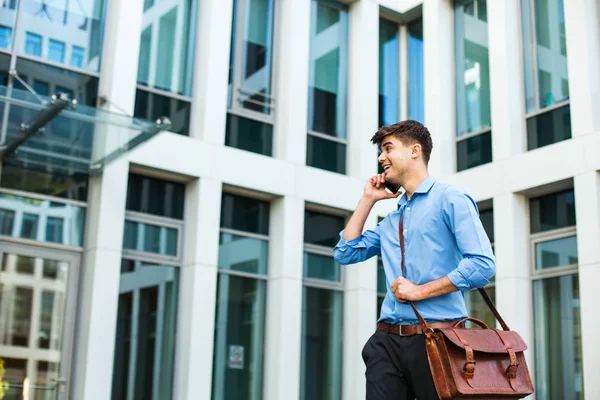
[{"xmin": 0, "ymin": 84, "xmax": 171, "ymax": 176}]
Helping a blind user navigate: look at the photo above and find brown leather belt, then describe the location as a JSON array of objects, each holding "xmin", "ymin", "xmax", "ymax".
[{"xmin": 377, "ymin": 321, "xmax": 462, "ymax": 336}]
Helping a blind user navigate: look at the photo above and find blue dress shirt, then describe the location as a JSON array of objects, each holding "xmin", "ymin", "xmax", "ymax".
[{"xmin": 333, "ymin": 176, "xmax": 496, "ymax": 325}]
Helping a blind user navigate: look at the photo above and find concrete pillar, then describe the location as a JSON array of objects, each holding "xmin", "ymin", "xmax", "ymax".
[
  {"xmin": 346, "ymin": 0, "xmax": 379, "ymax": 180},
  {"xmin": 487, "ymin": 0, "xmax": 527, "ymax": 161},
  {"xmin": 563, "ymin": 0, "xmax": 600, "ymax": 137},
  {"xmin": 173, "ymin": 178, "xmax": 222, "ymax": 400},
  {"xmin": 423, "ymin": 0, "xmax": 455, "ymax": 177},
  {"xmin": 264, "ymin": 196, "xmax": 304, "ymax": 399},
  {"xmin": 272, "ymin": 0, "xmax": 311, "ymax": 165},
  {"xmin": 74, "ymin": 158, "xmax": 129, "ymax": 400},
  {"xmin": 492, "ymin": 194, "xmax": 535, "ymax": 374},
  {"xmin": 574, "ymin": 171, "xmax": 600, "ymax": 398},
  {"xmin": 189, "ymin": 0, "xmax": 234, "ymax": 142},
  {"xmin": 343, "ymin": 214, "xmax": 378, "ymax": 400}
]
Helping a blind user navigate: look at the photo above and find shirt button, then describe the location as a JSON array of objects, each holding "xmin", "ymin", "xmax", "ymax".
[
  {"xmin": 403, "ymin": 229, "xmax": 407, "ymax": 233},
  {"xmin": 407, "ymin": 207, "xmax": 410, "ymax": 211},
  {"xmin": 399, "ymin": 318, "xmax": 403, "ymax": 322}
]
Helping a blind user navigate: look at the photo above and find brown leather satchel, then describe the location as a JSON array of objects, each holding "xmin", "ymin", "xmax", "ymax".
[{"xmin": 399, "ymin": 212, "xmax": 534, "ymax": 399}]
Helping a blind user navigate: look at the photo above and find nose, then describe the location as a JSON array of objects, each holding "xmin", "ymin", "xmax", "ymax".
[{"xmin": 378, "ymin": 152, "xmax": 386, "ymax": 164}]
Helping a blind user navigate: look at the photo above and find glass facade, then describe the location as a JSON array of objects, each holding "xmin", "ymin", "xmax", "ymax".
[
  {"xmin": 521, "ymin": 0, "xmax": 571, "ymax": 149},
  {"xmin": 212, "ymin": 193, "xmax": 269, "ymax": 400},
  {"xmin": 379, "ymin": 18, "xmax": 399, "ymax": 128},
  {"xmin": 408, "ymin": 18, "xmax": 424, "ymax": 123},
  {"xmin": 307, "ymin": 0, "xmax": 348, "ymax": 174},
  {"xmin": 455, "ymin": 0, "xmax": 492, "ymax": 171},
  {"xmin": 530, "ymin": 189, "xmax": 576, "ymax": 234}
]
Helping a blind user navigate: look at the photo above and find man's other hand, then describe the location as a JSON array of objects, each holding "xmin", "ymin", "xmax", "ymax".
[{"xmin": 391, "ymin": 276, "xmax": 423, "ymax": 303}]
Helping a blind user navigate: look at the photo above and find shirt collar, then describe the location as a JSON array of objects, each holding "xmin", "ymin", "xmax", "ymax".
[{"xmin": 397, "ymin": 175, "xmax": 436, "ymax": 209}]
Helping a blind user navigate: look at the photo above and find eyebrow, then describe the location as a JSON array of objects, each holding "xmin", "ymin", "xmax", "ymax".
[{"xmin": 382, "ymin": 141, "xmax": 393, "ymax": 148}]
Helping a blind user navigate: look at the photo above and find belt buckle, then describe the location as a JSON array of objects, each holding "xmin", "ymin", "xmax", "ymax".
[{"xmin": 397, "ymin": 325, "xmax": 411, "ymax": 336}]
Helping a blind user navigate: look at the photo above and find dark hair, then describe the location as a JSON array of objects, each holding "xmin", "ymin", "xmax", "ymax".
[{"xmin": 371, "ymin": 120, "xmax": 433, "ymax": 165}]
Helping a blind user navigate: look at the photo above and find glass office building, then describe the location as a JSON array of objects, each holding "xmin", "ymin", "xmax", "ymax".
[{"xmin": 0, "ymin": 0, "xmax": 599, "ymax": 399}]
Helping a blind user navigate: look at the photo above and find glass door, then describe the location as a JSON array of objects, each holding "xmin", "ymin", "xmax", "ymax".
[{"xmin": 0, "ymin": 242, "xmax": 80, "ymax": 400}]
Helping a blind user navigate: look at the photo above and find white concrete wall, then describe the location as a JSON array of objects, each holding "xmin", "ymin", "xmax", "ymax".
[{"xmin": 71, "ymin": 0, "xmax": 600, "ymax": 399}]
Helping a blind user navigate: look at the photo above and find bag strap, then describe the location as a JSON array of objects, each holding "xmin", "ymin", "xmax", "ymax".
[{"xmin": 398, "ymin": 207, "xmax": 510, "ymax": 331}]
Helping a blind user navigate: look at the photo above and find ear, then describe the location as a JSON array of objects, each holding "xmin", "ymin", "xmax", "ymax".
[{"xmin": 410, "ymin": 143, "xmax": 422, "ymax": 160}]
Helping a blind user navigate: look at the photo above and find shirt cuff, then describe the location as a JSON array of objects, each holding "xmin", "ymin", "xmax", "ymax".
[
  {"xmin": 447, "ymin": 269, "xmax": 470, "ymax": 291},
  {"xmin": 333, "ymin": 230, "xmax": 366, "ymax": 252}
]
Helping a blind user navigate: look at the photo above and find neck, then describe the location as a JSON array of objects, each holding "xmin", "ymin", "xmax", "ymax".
[{"xmin": 401, "ymin": 168, "xmax": 429, "ymax": 199}]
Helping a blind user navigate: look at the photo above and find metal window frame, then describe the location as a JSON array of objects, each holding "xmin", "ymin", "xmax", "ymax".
[
  {"xmin": 303, "ymin": 244, "xmax": 344, "ymax": 291},
  {"xmin": 307, "ymin": 130, "xmax": 348, "ymax": 145},
  {"xmin": 123, "ymin": 211, "xmax": 184, "ymax": 265},
  {"xmin": 525, "ymin": 99, "xmax": 570, "ymax": 119},
  {"xmin": 530, "ymin": 226, "xmax": 578, "ymax": 279},
  {"xmin": 135, "ymin": 83, "xmax": 192, "ymax": 102},
  {"xmin": 456, "ymin": 127, "xmax": 492, "ymax": 143},
  {"xmin": 228, "ymin": 0, "xmax": 277, "ymax": 124}
]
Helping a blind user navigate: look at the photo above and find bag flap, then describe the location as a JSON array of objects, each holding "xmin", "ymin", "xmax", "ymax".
[{"xmin": 438, "ymin": 328, "xmax": 528, "ymax": 353}]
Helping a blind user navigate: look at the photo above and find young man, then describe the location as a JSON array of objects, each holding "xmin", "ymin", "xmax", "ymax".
[{"xmin": 333, "ymin": 120, "xmax": 496, "ymax": 400}]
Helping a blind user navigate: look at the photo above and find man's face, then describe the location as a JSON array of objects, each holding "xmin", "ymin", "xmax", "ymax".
[{"xmin": 377, "ymin": 136, "xmax": 414, "ymax": 183}]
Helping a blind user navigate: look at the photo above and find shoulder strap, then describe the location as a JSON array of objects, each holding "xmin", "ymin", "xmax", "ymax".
[{"xmin": 398, "ymin": 209, "xmax": 510, "ymax": 331}]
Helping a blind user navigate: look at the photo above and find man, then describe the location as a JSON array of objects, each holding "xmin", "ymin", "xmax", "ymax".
[{"xmin": 333, "ymin": 120, "xmax": 495, "ymax": 400}]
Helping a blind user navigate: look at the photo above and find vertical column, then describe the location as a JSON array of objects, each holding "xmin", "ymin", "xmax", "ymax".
[
  {"xmin": 574, "ymin": 172, "xmax": 600, "ymax": 398},
  {"xmin": 74, "ymin": 158, "xmax": 129, "ymax": 400},
  {"xmin": 264, "ymin": 196, "xmax": 304, "ymax": 400},
  {"xmin": 173, "ymin": 178, "xmax": 222, "ymax": 400},
  {"xmin": 487, "ymin": 0, "xmax": 527, "ymax": 160},
  {"xmin": 563, "ymin": 0, "xmax": 600, "ymax": 137},
  {"xmin": 423, "ymin": 0, "xmax": 455, "ymax": 177},
  {"xmin": 189, "ymin": 0, "xmax": 234, "ymax": 142},
  {"xmin": 272, "ymin": 0, "xmax": 311, "ymax": 165},
  {"xmin": 346, "ymin": 0, "xmax": 379, "ymax": 180},
  {"xmin": 492, "ymin": 194, "xmax": 535, "ymax": 372}
]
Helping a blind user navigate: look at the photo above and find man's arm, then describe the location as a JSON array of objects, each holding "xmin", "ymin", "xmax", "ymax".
[
  {"xmin": 343, "ymin": 196, "xmax": 377, "ymax": 240},
  {"xmin": 392, "ymin": 276, "xmax": 457, "ymax": 302}
]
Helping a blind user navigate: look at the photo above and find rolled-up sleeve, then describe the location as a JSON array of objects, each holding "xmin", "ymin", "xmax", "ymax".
[
  {"xmin": 442, "ymin": 186, "xmax": 496, "ymax": 290},
  {"xmin": 333, "ymin": 225, "xmax": 381, "ymax": 266}
]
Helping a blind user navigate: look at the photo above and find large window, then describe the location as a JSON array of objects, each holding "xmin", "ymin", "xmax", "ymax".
[
  {"xmin": 464, "ymin": 204, "xmax": 496, "ymax": 328},
  {"xmin": 521, "ymin": 0, "xmax": 571, "ymax": 150},
  {"xmin": 454, "ymin": 0, "xmax": 492, "ymax": 171},
  {"xmin": 112, "ymin": 174, "xmax": 185, "ymax": 399},
  {"xmin": 307, "ymin": 0, "xmax": 348, "ymax": 174},
  {"xmin": 407, "ymin": 18, "xmax": 424, "ymax": 123},
  {"xmin": 212, "ymin": 194, "xmax": 269, "ymax": 400},
  {"xmin": 134, "ymin": 0, "xmax": 198, "ymax": 135},
  {"xmin": 379, "ymin": 18, "xmax": 399, "ymax": 128},
  {"xmin": 301, "ymin": 210, "xmax": 344, "ymax": 400},
  {"xmin": 529, "ymin": 189, "xmax": 582, "ymax": 400},
  {"xmin": 226, "ymin": 0, "xmax": 276, "ymax": 156}
]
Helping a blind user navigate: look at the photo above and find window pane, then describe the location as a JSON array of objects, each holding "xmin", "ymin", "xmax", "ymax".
[
  {"xmin": 464, "ymin": 286, "xmax": 496, "ymax": 328},
  {"xmin": 225, "ymin": 113, "xmax": 273, "ymax": 156},
  {"xmin": 530, "ymin": 190, "xmax": 576, "ymax": 233},
  {"xmin": 70, "ymin": 45, "xmax": 85, "ymax": 68},
  {"xmin": 19, "ymin": 0, "xmax": 108, "ymax": 72},
  {"xmin": 301, "ymin": 287, "xmax": 343, "ymax": 400},
  {"xmin": 379, "ymin": 19, "xmax": 399, "ymax": 127},
  {"xmin": 0, "ymin": 25, "xmax": 14, "ymax": 50},
  {"xmin": 228, "ymin": 0, "xmax": 275, "ymax": 115},
  {"xmin": 522, "ymin": 0, "xmax": 569, "ymax": 112},
  {"xmin": 535, "ymin": 235, "xmax": 578, "ymax": 269},
  {"xmin": 123, "ymin": 221, "xmax": 178, "ymax": 257},
  {"xmin": 0, "ymin": 193, "xmax": 85, "ymax": 246},
  {"xmin": 220, "ymin": 193, "xmax": 270, "ymax": 235},
  {"xmin": 212, "ymin": 274, "xmax": 266, "ymax": 400},
  {"xmin": 479, "ymin": 208, "xmax": 494, "ymax": 243},
  {"xmin": 111, "ymin": 263, "xmax": 179, "ymax": 399},
  {"xmin": 407, "ymin": 18, "xmax": 424, "ymax": 123},
  {"xmin": 456, "ymin": 130, "xmax": 492, "ymax": 171},
  {"xmin": 526, "ymin": 104, "xmax": 571, "ymax": 150},
  {"xmin": 308, "ymin": 1, "xmax": 348, "ymax": 139},
  {"xmin": 219, "ymin": 232, "xmax": 268, "ymax": 275},
  {"xmin": 134, "ymin": 88, "xmax": 191, "ymax": 136},
  {"xmin": 304, "ymin": 210, "xmax": 345, "ymax": 247},
  {"xmin": 455, "ymin": 0, "xmax": 491, "ymax": 137},
  {"xmin": 306, "ymin": 134, "xmax": 346, "ymax": 174},
  {"xmin": 533, "ymin": 275, "xmax": 583, "ymax": 400},
  {"xmin": 377, "ymin": 257, "xmax": 386, "ymax": 294},
  {"xmin": 126, "ymin": 174, "xmax": 185, "ymax": 219},
  {"xmin": 139, "ymin": 0, "xmax": 198, "ymax": 96},
  {"xmin": 303, "ymin": 252, "xmax": 340, "ymax": 282}
]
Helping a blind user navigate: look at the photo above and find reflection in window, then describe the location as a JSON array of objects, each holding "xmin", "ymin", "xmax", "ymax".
[
  {"xmin": 20, "ymin": 213, "xmax": 39, "ymax": 240},
  {"xmin": 535, "ymin": 236, "xmax": 578, "ymax": 269},
  {"xmin": 38, "ymin": 291, "xmax": 65, "ymax": 350},
  {"xmin": 301, "ymin": 287, "xmax": 343, "ymax": 400},
  {"xmin": 307, "ymin": 0, "xmax": 348, "ymax": 174},
  {"xmin": 408, "ymin": 18, "xmax": 424, "ymax": 123},
  {"xmin": 218, "ymin": 233, "xmax": 268, "ymax": 275},
  {"xmin": 220, "ymin": 193, "xmax": 270, "ymax": 236},
  {"xmin": 111, "ymin": 262, "xmax": 179, "ymax": 399},
  {"xmin": 25, "ymin": 32, "xmax": 42, "ymax": 56},
  {"xmin": 45, "ymin": 217, "xmax": 64, "ymax": 244},
  {"xmin": 304, "ymin": 252, "xmax": 340, "ymax": 282},
  {"xmin": 456, "ymin": 130, "xmax": 492, "ymax": 171},
  {"xmin": 530, "ymin": 189, "xmax": 576, "ymax": 233},
  {"xmin": 138, "ymin": 0, "xmax": 198, "ymax": 96},
  {"xmin": 134, "ymin": 88, "xmax": 191, "ymax": 136},
  {"xmin": 304, "ymin": 210, "xmax": 345, "ymax": 248},
  {"xmin": 533, "ymin": 274, "xmax": 583, "ymax": 400},
  {"xmin": 379, "ymin": 19, "xmax": 399, "ymax": 127},
  {"xmin": 123, "ymin": 221, "xmax": 178, "ymax": 257},
  {"xmin": 225, "ymin": 113, "xmax": 273, "ymax": 156},
  {"xmin": 212, "ymin": 275, "xmax": 266, "ymax": 400}
]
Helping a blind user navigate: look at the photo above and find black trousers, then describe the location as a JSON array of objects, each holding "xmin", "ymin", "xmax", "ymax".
[{"xmin": 362, "ymin": 330, "xmax": 439, "ymax": 400}]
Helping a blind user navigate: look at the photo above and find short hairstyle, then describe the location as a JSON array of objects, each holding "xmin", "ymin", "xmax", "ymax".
[{"xmin": 371, "ymin": 120, "xmax": 433, "ymax": 165}]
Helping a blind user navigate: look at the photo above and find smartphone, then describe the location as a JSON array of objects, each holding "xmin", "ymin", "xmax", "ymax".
[{"xmin": 384, "ymin": 181, "xmax": 402, "ymax": 194}]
